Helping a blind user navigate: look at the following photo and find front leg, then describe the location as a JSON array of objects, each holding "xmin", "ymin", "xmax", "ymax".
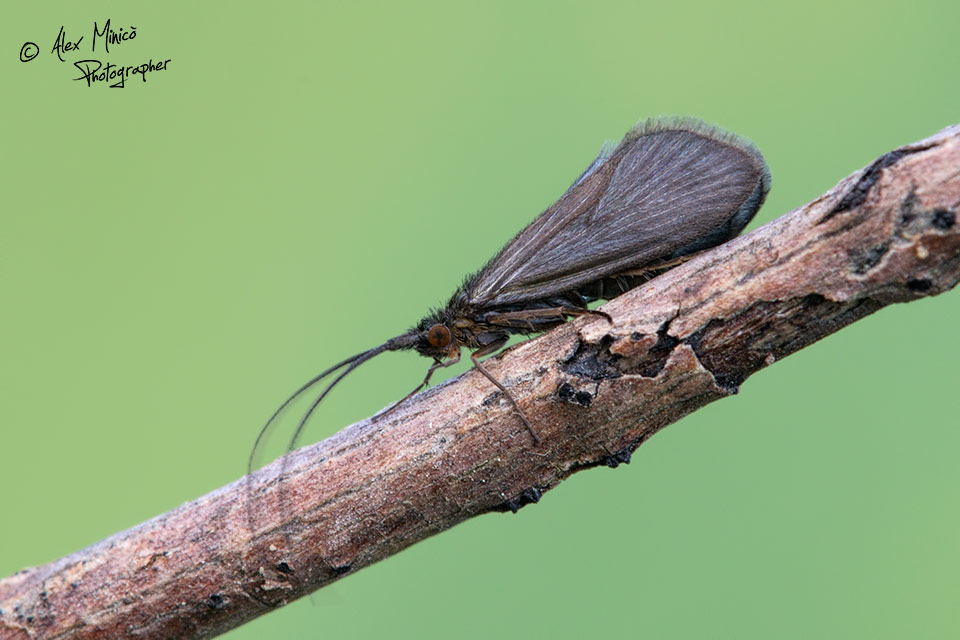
[{"xmin": 377, "ymin": 351, "xmax": 462, "ymax": 421}]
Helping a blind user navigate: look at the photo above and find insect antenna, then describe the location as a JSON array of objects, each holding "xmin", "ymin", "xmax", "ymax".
[
  {"xmin": 285, "ymin": 342, "xmax": 393, "ymax": 452},
  {"xmin": 248, "ymin": 333, "xmax": 419, "ymax": 473},
  {"xmin": 247, "ymin": 351, "xmax": 371, "ymax": 473}
]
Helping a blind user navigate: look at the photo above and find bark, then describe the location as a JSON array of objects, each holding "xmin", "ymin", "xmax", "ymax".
[{"xmin": 2, "ymin": 124, "xmax": 959, "ymax": 640}]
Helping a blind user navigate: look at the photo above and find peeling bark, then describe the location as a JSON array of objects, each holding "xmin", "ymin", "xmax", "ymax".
[{"xmin": 2, "ymin": 124, "xmax": 959, "ymax": 640}]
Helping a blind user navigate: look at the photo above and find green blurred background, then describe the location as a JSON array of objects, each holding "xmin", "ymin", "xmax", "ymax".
[{"xmin": 2, "ymin": 1, "xmax": 958, "ymax": 638}]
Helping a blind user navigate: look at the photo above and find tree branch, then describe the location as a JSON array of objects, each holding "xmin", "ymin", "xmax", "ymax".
[{"xmin": 3, "ymin": 125, "xmax": 959, "ymax": 640}]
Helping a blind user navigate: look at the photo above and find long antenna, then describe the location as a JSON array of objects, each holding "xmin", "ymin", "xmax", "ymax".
[
  {"xmin": 285, "ymin": 342, "xmax": 392, "ymax": 452},
  {"xmin": 248, "ymin": 349, "xmax": 376, "ymax": 473},
  {"xmin": 248, "ymin": 332, "xmax": 420, "ymax": 473}
]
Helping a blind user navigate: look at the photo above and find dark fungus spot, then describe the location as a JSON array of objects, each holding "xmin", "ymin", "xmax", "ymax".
[
  {"xmin": 900, "ymin": 189, "xmax": 919, "ymax": 225},
  {"xmin": 505, "ymin": 487, "xmax": 542, "ymax": 514},
  {"xmin": 630, "ymin": 331, "xmax": 643, "ymax": 341},
  {"xmin": 26, "ymin": 616, "xmax": 35, "ymax": 624},
  {"xmin": 932, "ymin": 209, "xmax": 956, "ymax": 230},
  {"xmin": 276, "ymin": 561, "xmax": 293, "ymax": 574},
  {"xmin": 208, "ymin": 594, "xmax": 225, "ymax": 609},
  {"xmin": 604, "ymin": 448, "xmax": 633, "ymax": 468},
  {"xmin": 906, "ymin": 278, "xmax": 932, "ymax": 292},
  {"xmin": 331, "ymin": 564, "xmax": 352, "ymax": 576},
  {"xmin": 639, "ymin": 320, "xmax": 681, "ymax": 377},
  {"xmin": 558, "ymin": 382, "xmax": 593, "ymax": 406},
  {"xmin": 851, "ymin": 243, "xmax": 889, "ymax": 274},
  {"xmin": 561, "ymin": 339, "xmax": 622, "ymax": 380},
  {"xmin": 712, "ymin": 372, "xmax": 744, "ymax": 393}
]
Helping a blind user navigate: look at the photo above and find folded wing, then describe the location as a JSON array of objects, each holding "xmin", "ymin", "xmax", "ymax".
[{"xmin": 467, "ymin": 118, "xmax": 771, "ymax": 307}]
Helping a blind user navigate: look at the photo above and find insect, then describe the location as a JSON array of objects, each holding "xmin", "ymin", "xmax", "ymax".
[{"xmin": 250, "ymin": 117, "xmax": 770, "ymax": 467}]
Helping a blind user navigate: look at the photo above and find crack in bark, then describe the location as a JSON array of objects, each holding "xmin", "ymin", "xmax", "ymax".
[{"xmin": 822, "ymin": 143, "xmax": 934, "ymax": 221}]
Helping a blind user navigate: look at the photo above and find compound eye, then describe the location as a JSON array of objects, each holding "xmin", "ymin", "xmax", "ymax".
[{"xmin": 427, "ymin": 324, "xmax": 451, "ymax": 349}]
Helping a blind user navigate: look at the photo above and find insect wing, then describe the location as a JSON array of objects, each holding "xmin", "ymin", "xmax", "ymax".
[{"xmin": 467, "ymin": 118, "xmax": 770, "ymax": 307}]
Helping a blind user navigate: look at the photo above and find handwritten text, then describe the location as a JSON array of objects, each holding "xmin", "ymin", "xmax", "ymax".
[{"xmin": 73, "ymin": 58, "xmax": 171, "ymax": 88}]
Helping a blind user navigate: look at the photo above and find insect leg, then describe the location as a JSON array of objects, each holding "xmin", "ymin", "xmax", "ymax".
[
  {"xmin": 560, "ymin": 306, "xmax": 613, "ymax": 323},
  {"xmin": 487, "ymin": 306, "xmax": 612, "ymax": 327},
  {"xmin": 617, "ymin": 249, "xmax": 707, "ymax": 278},
  {"xmin": 469, "ymin": 342, "xmax": 542, "ymax": 445},
  {"xmin": 377, "ymin": 351, "xmax": 462, "ymax": 421}
]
